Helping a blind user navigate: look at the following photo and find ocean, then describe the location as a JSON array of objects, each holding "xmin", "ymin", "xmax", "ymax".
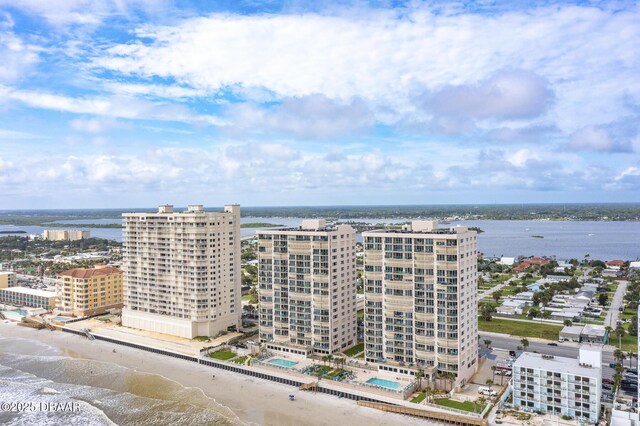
[{"xmin": 0, "ymin": 335, "xmax": 240, "ymax": 426}]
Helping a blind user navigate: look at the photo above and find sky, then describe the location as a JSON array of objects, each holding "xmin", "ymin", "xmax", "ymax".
[{"xmin": 0, "ymin": 0, "xmax": 638, "ymax": 209}]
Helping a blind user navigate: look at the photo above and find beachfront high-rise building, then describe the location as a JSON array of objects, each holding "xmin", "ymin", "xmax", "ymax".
[
  {"xmin": 257, "ymin": 220, "xmax": 357, "ymax": 356},
  {"xmin": 362, "ymin": 221, "xmax": 478, "ymax": 388},
  {"xmin": 43, "ymin": 230, "xmax": 90, "ymax": 241},
  {"xmin": 121, "ymin": 204, "xmax": 241, "ymax": 339},
  {"xmin": 56, "ymin": 265, "xmax": 123, "ymax": 317}
]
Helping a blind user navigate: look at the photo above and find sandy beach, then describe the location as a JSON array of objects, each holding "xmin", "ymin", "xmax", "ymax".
[{"xmin": 0, "ymin": 323, "xmax": 422, "ymax": 426}]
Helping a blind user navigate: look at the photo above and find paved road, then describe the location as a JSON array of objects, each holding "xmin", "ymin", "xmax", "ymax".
[
  {"xmin": 480, "ymin": 332, "xmax": 617, "ymax": 378},
  {"xmin": 605, "ymin": 280, "xmax": 628, "ymax": 328}
]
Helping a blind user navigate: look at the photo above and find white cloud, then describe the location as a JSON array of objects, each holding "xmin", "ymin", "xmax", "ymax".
[
  {"xmin": 225, "ymin": 95, "xmax": 373, "ymax": 138},
  {"xmin": 0, "ymin": 0, "xmax": 170, "ymax": 27},
  {"xmin": 0, "ymin": 85, "xmax": 225, "ymax": 126},
  {"xmin": 568, "ymin": 125, "xmax": 633, "ymax": 153},
  {"xmin": 93, "ymin": 5, "xmax": 639, "ymax": 133},
  {"xmin": 70, "ymin": 117, "xmax": 119, "ymax": 133},
  {"xmin": 0, "ymin": 31, "xmax": 40, "ymax": 83}
]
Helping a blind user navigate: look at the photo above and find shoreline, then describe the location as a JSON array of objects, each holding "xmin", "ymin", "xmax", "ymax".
[{"xmin": 0, "ymin": 323, "xmax": 423, "ymax": 426}]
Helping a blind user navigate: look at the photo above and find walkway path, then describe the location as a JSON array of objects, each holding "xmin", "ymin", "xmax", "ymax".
[{"xmin": 604, "ymin": 280, "xmax": 628, "ymax": 328}]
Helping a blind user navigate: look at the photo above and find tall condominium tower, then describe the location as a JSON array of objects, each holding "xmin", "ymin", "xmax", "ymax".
[
  {"xmin": 362, "ymin": 221, "xmax": 478, "ymax": 388},
  {"xmin": 121, "ymin": 204, "xmax": 241, "ymax": 339},
  {"xmin": 257, "ymin": 219, "xmax": 357, "ymax": 356}
]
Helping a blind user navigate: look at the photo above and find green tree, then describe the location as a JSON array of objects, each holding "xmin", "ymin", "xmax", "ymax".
[
  {"xmin": 563, "ymin": 319, "xmax": 573, "ymax": 327},
  {"xmin": 629, "ymin": 316, "xmax": 638, "ymax": 337},
  {"xmin": 521, "ymin": 338, "xmax": 529, "ymax": 351},
  {"xmin": 613, "ymin": 349, "xmax": 626, "ymax": 365},
  {"xmin": 485, "ymin": 379, "xmax": 494, "ymax": 390},
  {"xmin": 492, "ymin": 290, "xmax": 503, "ymax": 304},
  {"xmin": 598, "ymin": 293, "xmax": 608, "ymax": 306},
  {"xmin": 483, "ymin": 339, "xmax": 492, "ymax": 349},
  {"xmin": 480, "ymin": 304, "xmax": 495, "ymax": 321}
]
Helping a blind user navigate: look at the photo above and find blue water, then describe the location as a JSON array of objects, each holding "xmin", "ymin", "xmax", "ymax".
[
  {"xmin": 1, "ymin": 218, "xmax": 639, "ymax": 260},
  {"xmin": 1, "ymin": 309, "xmax": 27, "ymax": 320},
  {"xmin": 268, "ymin": 358, "xmax": 298, "ymax": 368},
  {"xmin": 366, "ymin": 378, "xmax": 400, "ymax": 389}
]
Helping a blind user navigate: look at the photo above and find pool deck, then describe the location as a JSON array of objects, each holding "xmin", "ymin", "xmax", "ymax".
[{"xmin": 258, "ymin": 352, "xmax": 413, "ymax": 397}]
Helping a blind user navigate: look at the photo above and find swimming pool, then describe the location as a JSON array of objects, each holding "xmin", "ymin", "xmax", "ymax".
[
  {"xmin": 268, "ymin": 358, "xmax": 298, "ymax": 368},
  {"xmin": 52, "ymin": 316, "xmax": 72, "ymax": 322},
  {"xmin": 366, "ymin": 378, "xmax": 401, "ymax": 389},
  {"xmin": 1, "ymin": 309, "xmax": 27, "ymax": 321}
]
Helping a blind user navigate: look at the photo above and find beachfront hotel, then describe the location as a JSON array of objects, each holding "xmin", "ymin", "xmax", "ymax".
[
  {"xmin": 257, "ymin": 219, "xmax": 358, "ymax": 356},
  {"xmin": 56, "ymin": 265, "xmax": 123, "ymax": 317},
  {"xmin": 512, "ymin": 346, "xmax": 602, "ymax": 423},
  {"xmin": 362, "ymin": 221, "xmax": 478, "ymax": 388},
  {"xmin": 121, "ymin": 204, "xmax": 241, "ymax": 339}
]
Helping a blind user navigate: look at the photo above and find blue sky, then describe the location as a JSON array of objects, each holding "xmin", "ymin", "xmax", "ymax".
[{"xmin": 0, "ymin": 0, "xmax": 638, "ymax": 208}]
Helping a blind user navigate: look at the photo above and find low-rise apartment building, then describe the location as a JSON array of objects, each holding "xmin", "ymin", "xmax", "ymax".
[
  {"xmin": 56, "ymin": 266, "xmax": 123, "ymax": 317},
  {"xmin": 0, "ymin": 286, "xmax": 56, "ymax": 309},
  {"xmin": 512, "ymin": 346, "xmax": 602, "ymax": 423},
  {"xmin": 258, "ymin": 219, "xmax": 357, "ymax": 356}
]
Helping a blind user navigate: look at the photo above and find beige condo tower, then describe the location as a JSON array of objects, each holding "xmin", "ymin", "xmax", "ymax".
[
  {"xmin": 121, "ymin": 204, "xmax": 241, "ymax": 339},
  {"xmin": 257, "ymin": 219, "xmax": 358, "ymax": 357},
  {"xmin": 362, "ymin": 221, "xmax": 478, "ymax": 388}
]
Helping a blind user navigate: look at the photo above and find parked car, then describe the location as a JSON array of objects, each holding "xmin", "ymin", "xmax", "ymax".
[
  {"xmin": 610, "ymin": 362, "xmax": 619, "ymax": 368},
  {"xmin": 602, "ymin": 384, "xmax": 613, "ymax": 390},
  {"xmin": 478, "ymin": 387, "xmax": 498, "ymax": 397},
  {"xmin": 627, "ymin": 368, "xmax": 638, "ymax": 375},
  {"xmin": 547, "ymin": 342, "xmax": 558, "ymax": 346},
  {"xmin": 603, "ymin": 378, "xmax": 614, "ymax": 385}
]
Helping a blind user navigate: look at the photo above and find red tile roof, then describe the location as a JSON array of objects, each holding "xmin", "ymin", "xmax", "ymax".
[
  {"xmin": 58, "ymin": 267, "xmax": 122, "ymax": 279},
  {"xmin": 606, "ymin": 260, "xmax": 625, "ymax": 266}
]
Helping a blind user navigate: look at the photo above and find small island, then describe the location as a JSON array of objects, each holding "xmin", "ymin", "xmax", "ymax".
[
  {"xmin": 240, "ymin": 222, "xmax": 284, "ymax": 228},
  {"xmin": 0, "ymin": 230, "xmax": 26, "ymax": 234},
  {"xmin": 530, "ymin": 235, "xmax": 544, "ymax": 238}
]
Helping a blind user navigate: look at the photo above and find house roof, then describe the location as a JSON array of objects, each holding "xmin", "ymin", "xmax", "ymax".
[
  {"xmin": 58, "ymin": 267, "xmax": 122, "ymax": 278},
  {"xmin": 606, "ymin": 260, "xmax": 625, "ymax": 266}
]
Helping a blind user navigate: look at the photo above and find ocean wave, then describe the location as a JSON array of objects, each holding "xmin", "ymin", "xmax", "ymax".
[{"xmin": 0, "ymin": 339, "xmax": 242, "ymax": 426}]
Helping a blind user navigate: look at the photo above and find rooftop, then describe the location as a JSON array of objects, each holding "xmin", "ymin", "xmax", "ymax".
[
  {"xmin": 514, "ymin": 351, "xmax": 600, "ymax": 377},
  {"xmin": 1, "ymin": 286, "xmax": 56, "ymax": 298},
  {"xmin": 58, "ymin": 267, "xmax": 122, "ymax": 279}
]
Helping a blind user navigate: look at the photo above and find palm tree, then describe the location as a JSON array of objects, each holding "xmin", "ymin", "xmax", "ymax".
[
  {"xmin": 628, "ymin": 352, "xmax": 637, "ymax": 369},
  {"xmin": 615, "ymin": 325, "xmax": 626, "ymax": 349},
  {"xmin": 476, "ymin": 396, "xmax": 487, "ymax": 413},
  {"xmin": 322, "ymin": 355, "xmax": 328, "ymax": 366},
  {"xmin": 486, "ymin": 379, "xmax": 494, "ymax": 390},
  {"xmin": 327, "ymin": 354, "xmax": 334, "ymax": 369},
  {"xmin": 491, "ymin": 365, "xmax": 496, "ymax": 384},
  {"xmin": 563, "ymin": 319, "xmax": 572, "ymax": 327},
  {"xmin": 483, "ymin": 339, "xmax": 492, "ymax": 349},
  {"xmin": 447, "ymin": 372, "xmax": 456, "ymax": 392},
  {"xmin": 415, "ymin": 368, "xmax": 424, "ymax": 390},
  {"xmin": 520, "ymin": 338, "xmax": 529, "ymax": 351},
  {"xmin": 614, "ymin": 349, "xmax": 626, "ymax": 365}
]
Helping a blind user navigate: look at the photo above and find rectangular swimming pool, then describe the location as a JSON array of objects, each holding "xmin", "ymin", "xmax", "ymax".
[
  {"xmin": 268, "ymin": 358, "xmax": 298, "ymax": 368},
  {"xmin": 366, "ymin": 378, "xmax": 401, "ymax": 389},
  {"xmin": 1, "ymin": 309, "xmax": 26, "ymax": 321}
]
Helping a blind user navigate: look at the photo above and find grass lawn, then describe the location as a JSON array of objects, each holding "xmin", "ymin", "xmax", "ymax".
[
  {"xmin": 612, "ymin": 334, "xmax": 639, "ymax": 352},
  {"xmin": 434, "ymin": 398, "xmax": 485, "ymax": 413},
  {"xmin": 411, "ymin": 393, "xmax": 427, "ymax": 403},
  {"xmin": 357, "ymin": 310, "xmax": 364, "ymax": 320},
  {"xmin": 344, "ymin": 343, "xmax": 364, "ymax": 357},
  {"xmin": 325, "ymin": 368, "xmax": 346, "ymax": 379},
  {"xmin": 209, "ymin": 350, "xmax": 237, "ymax": 361},
  {"xmin": 478, "ymin": 318, "xmax": 562, "ymax": 341},
  {"xmin": 242, "ymin": 295, "xmax": 252, "ymax": 301},
  {"xmin": 620, "ymin": 309, "xmax": 638, "ymax": 321}
]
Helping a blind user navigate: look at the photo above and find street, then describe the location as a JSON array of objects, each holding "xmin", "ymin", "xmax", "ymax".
[
  {"xmin": 480, "ymin": 332, "xmax": 617, "ymax": 378},
  {"xmin": 605, "ymin": 280, "xmax": 628, "ymax": 328}
]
